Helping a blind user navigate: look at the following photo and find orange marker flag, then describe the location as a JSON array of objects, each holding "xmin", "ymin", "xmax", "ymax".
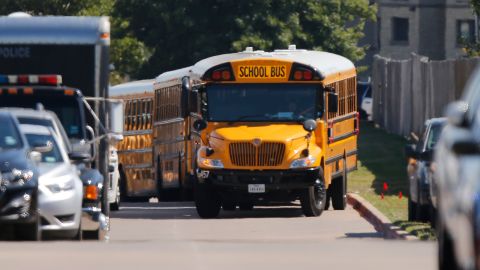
[
  {"xmin": 399, "ymin": 191, "xmax": 403, "ymax": 199},
  {"xmin": 383, "ymin": 182, "xmax": 389, "ymax": 192}
]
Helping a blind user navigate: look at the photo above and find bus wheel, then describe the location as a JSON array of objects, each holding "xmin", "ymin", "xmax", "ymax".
[
  {"xmin": 331, "ymin": 158, "xmax": 347, "ymax": 210},
  {"xmin": 239, "ymin": 202, "xmax": 254, "ymax": 211},
  {"xmin": 222, "ymin": 201, "xmax": 236, "ymax": 211},
  {"xmin": 194, "ymin": 181, "xmax": 221, "ymax": 218},
  {"xmin": 300, "ymin": 176, "xmax": 327, "ymax": 217}
]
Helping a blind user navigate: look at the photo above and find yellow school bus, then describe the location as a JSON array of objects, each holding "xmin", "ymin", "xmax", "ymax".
[
  {"xmin": 110, "ymin": 79, "xmax": 156, "ymax": 200},
  {"xmin": 154, "ymin": 46, "xmax": 358, "ymax": 217}
]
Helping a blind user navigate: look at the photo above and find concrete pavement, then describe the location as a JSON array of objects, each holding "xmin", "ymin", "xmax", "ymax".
[{"xmin": 0, "ymin": 201, "xmax": 435, "ymax": 270}]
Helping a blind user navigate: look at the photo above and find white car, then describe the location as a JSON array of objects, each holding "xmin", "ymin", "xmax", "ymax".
[
  {"xmin": 20, "ymin": 124, "xmax": 83, "ymax": 239},
  {"xmin": 360, "ymin": 83, "xmax": 372, "ymax": 121}
]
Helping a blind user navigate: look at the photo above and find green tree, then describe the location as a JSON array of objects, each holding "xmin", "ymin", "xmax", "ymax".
[{"xmin": 114, "ymin": 0, "xmax": 376, "ymax": 78}]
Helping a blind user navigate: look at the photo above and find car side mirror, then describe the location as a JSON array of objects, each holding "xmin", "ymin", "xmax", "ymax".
[
  {"xmin": 193, "ymin": 119, "xmax": 207, "ymax": 131},
  {"xmin": 328, "ymin": 92, "xmax": 338, "ymax": 113},
  {"xmin": 445, "ymin": 101, "xmax": 468, "ymax": 127},
  {"xmin": 404, "ymin": 144, "xmax": 417, "ymax": 159},
  {"xmin": 302, "ymin": 119, "xmax": 317, "ymax": 132},
  {"xmin": 28, "ymin": 151, "xmax": 42, "ymax": 163},
  {"xmin": 68, "ymin": 151, "xmax": 91, "ymax": 161}
]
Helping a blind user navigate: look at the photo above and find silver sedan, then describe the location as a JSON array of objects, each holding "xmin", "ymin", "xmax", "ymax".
[{"xmin": 20, "ymin": 124, "xmax": 82, "ymax": 239}]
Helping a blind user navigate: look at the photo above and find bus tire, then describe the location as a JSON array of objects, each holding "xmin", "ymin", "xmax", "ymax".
[
  {"xmin": 222, "ymin": 201, "xmax": 236, "ymax": 211},
  {"xmin": 194, "ymin": 181, "xmax": 221, "ymax": 219},
  {"xmin": 239, "ymin": 202, "xmax": 254, "ymax": 211},
  {"xmin": 331, "ymin": 158, "xmax": 347, "ymax": 210},
  {"xmin": 300, "ymin": 173, "xmax": 327, "ymax": 217}
]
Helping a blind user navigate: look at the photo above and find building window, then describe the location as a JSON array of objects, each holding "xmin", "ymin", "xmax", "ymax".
[
  {"xmin": 457, "ymin": 20, "xmax": 475, "ymax": 45},
  {"xmin": 391, "ymin": 17, "xmax": 409, "ymax": 44}
]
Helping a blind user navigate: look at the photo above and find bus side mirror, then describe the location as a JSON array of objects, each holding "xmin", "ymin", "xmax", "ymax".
[
  {"xmin": 328, "ymin": 92, "xmax": 338, "ymax": 113},
  {"xmin": 189, "ymin": 90, "xmax": 199, "ymax": 113},
  {"xmin": 181, "ymin": 77, "xmax": 191, "ymax": 118},
  {"xmin": 193, "ymin": 119, "xmax": 207, "ymax": 131},
  {"xmin": 302, "ymin": 119, "xmax": 317, "ymax": 132}
]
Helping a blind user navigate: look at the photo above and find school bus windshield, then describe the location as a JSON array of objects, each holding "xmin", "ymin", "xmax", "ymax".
[{"xmin": 206, "ymin": 84, "xmax": 320, "ymax": 122}]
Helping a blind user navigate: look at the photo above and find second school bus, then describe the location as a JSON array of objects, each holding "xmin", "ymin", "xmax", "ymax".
[{"xmin": 154, "ymin": 46, "xmax": 358, "ymax": 217}]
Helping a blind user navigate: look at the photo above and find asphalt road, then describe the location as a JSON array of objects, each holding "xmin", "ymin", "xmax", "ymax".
[{"xmin": 0, "ymin": 201, "xmax": 435, "ymax": 270}]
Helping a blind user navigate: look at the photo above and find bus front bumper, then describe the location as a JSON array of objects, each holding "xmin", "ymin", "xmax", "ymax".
[{"xmin": 196, "ymin": 168, "xmax": 320, "ymax": 191}]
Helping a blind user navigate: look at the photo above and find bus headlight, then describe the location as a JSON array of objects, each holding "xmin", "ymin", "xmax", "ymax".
[
  {"xmin": 290, "ymin": 156, "xmax": 316, "ymax": 169},
  {"xmin": 199, "ymin": 157, "xmax": 224, "ymax": 169}
]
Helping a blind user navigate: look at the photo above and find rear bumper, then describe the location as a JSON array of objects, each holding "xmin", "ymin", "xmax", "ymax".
[{"xmin": 197, "ymin": 168, "xmax": 320, "ymax": 191}]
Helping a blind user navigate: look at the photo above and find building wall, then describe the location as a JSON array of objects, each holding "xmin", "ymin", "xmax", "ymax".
[
  {"xmin": 444, "ymin": 5, "xmax": 475, "ymax": 59},
  {"xmin": 359, "ymin": 0, "xmax": 475, "ymax": 64}
]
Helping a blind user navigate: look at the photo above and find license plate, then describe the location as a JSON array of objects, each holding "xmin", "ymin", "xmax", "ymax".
[{"xmin": 248, "ymin": 184, "xmax": 265, "ymax": 193}]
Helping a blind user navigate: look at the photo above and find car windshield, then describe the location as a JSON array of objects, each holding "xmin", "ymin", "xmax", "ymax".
[
  {"xmin": 206, "ymin": 84, "xmax": 320, "ymax": 122},
  {"xmin": 0, "ymin": 115, "xmax": 23, "ymax": 150},
  {"xmin": 0, "ymin": 94, "xmax": 83, "ymax": 139},
  {"xmin": 25, "ymin": 134, "xmax": 63, "ymax": 163},
  {"xmin": 426, "ymin": 123, "xmax": 446, "ymax": 150}
]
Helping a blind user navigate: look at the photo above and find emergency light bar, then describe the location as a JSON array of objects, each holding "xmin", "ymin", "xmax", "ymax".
[{"xmin": 0, "ymin": 74, "xmax": 62, "ymax": 86}]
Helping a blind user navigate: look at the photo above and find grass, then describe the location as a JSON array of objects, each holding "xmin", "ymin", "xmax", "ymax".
[{"xmin": 348, "ymin": 121, "xmax": 436, "ymax": 240}]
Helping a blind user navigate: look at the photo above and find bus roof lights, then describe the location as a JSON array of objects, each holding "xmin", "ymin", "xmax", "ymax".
[
  {"xmin": 212, "ymin": 71, "xmax": 222, "ymax": 80},
  {"xmin": 221, "ymin": 70, "xmax": 231, "ymax": 80},
  {"xmin": 0, "ymin": 74, "xmax": 63, "ymax": 86},
  {"xmin": 289, "ymin": 62, "xmax": 321, "ymax": 81}
]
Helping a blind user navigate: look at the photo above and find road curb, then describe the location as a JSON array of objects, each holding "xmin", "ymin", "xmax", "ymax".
[{"xmin": 347, "ymin": 193, "xmax": 418, "ymax": 240}]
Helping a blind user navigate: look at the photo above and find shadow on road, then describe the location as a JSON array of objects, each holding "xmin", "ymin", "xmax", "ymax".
[
  {"xmin": 340, "ymin": 232, "xmax": 383, "ymax": 239},
  {"xmin": 111, "ymin": 202, "xmax": 306, "ymax": 220}
]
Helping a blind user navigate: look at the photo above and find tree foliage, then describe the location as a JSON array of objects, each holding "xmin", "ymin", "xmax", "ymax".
[
  {"xmin": 114, "ymin": 0, "xmax": 376, "ymax": 78},
  {"xmin": 0, "ymin": 0, "xmax": 376, "ymax": 81}
]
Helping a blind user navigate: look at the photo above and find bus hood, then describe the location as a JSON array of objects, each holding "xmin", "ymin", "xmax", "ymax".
[{"xmin": 210, "ymin": 123, "xmax": 309, "ymax": 142}]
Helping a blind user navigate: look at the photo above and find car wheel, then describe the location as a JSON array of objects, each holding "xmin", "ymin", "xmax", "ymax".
[
  {"xmin": 438, "ymin": 218, "xmax": 458, "ymax": 270},
  {"xmin": 408, "ymin": 196, "xmax": 417, "ymax": 221},
  {"xmin": 83, "ymin": 228, "xmax": 107, "ymax": 241},
  {"xmin": 331, "ymin": 159, "xmax": 347, "ymax": 210},
  {"xmin": 110, "ymin": 185, "xmax": 121, "ymax": 211},
  {"xmin": 239, "ymin": 202, "xmax": 254, "ymax": 211},
  {"xmin": 194, "ymin": 180, "xmax": 221, "ymax": 219},
  {"xmin": 15, "ymin": 215, "xmax": 41, "ymax": 241},
  {"xmin": 222, "ymin": 201, "xmax": 236, "ymax": 211},
  {"xmin": 73, "ymin": 222, "xmax": 82, "ymax": 241},
  {"xmin": 300, "ymin": 172, "xmax": 327, "ymax": 217}
]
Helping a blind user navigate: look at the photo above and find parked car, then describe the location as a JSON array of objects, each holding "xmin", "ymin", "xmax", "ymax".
[
  {"xmin": 358, "ymin": 81, "xmax": 372, "ymax": 121},
  {"xmin": 7, "ymin": 108, "xmax": 121, "ymax": 213},
  {"xmin": 19, "ymin": 124, "xmax": 83, "ymax": 239},
  {"xmin": 0, "ymin": 111, "xmax": 40, "ymax": 240},
  {"xmin": 405, "ymin": 118, "xmax": 446, "ymax": 222},
  {"xmin": 435, "ymin": 66, "xmax": 480, "ymax": 270}
]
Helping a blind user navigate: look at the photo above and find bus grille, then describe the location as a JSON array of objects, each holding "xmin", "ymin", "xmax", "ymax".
[{"xmin": 229, "ymin": 142, "xmax": 285, "ymax": 167}]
